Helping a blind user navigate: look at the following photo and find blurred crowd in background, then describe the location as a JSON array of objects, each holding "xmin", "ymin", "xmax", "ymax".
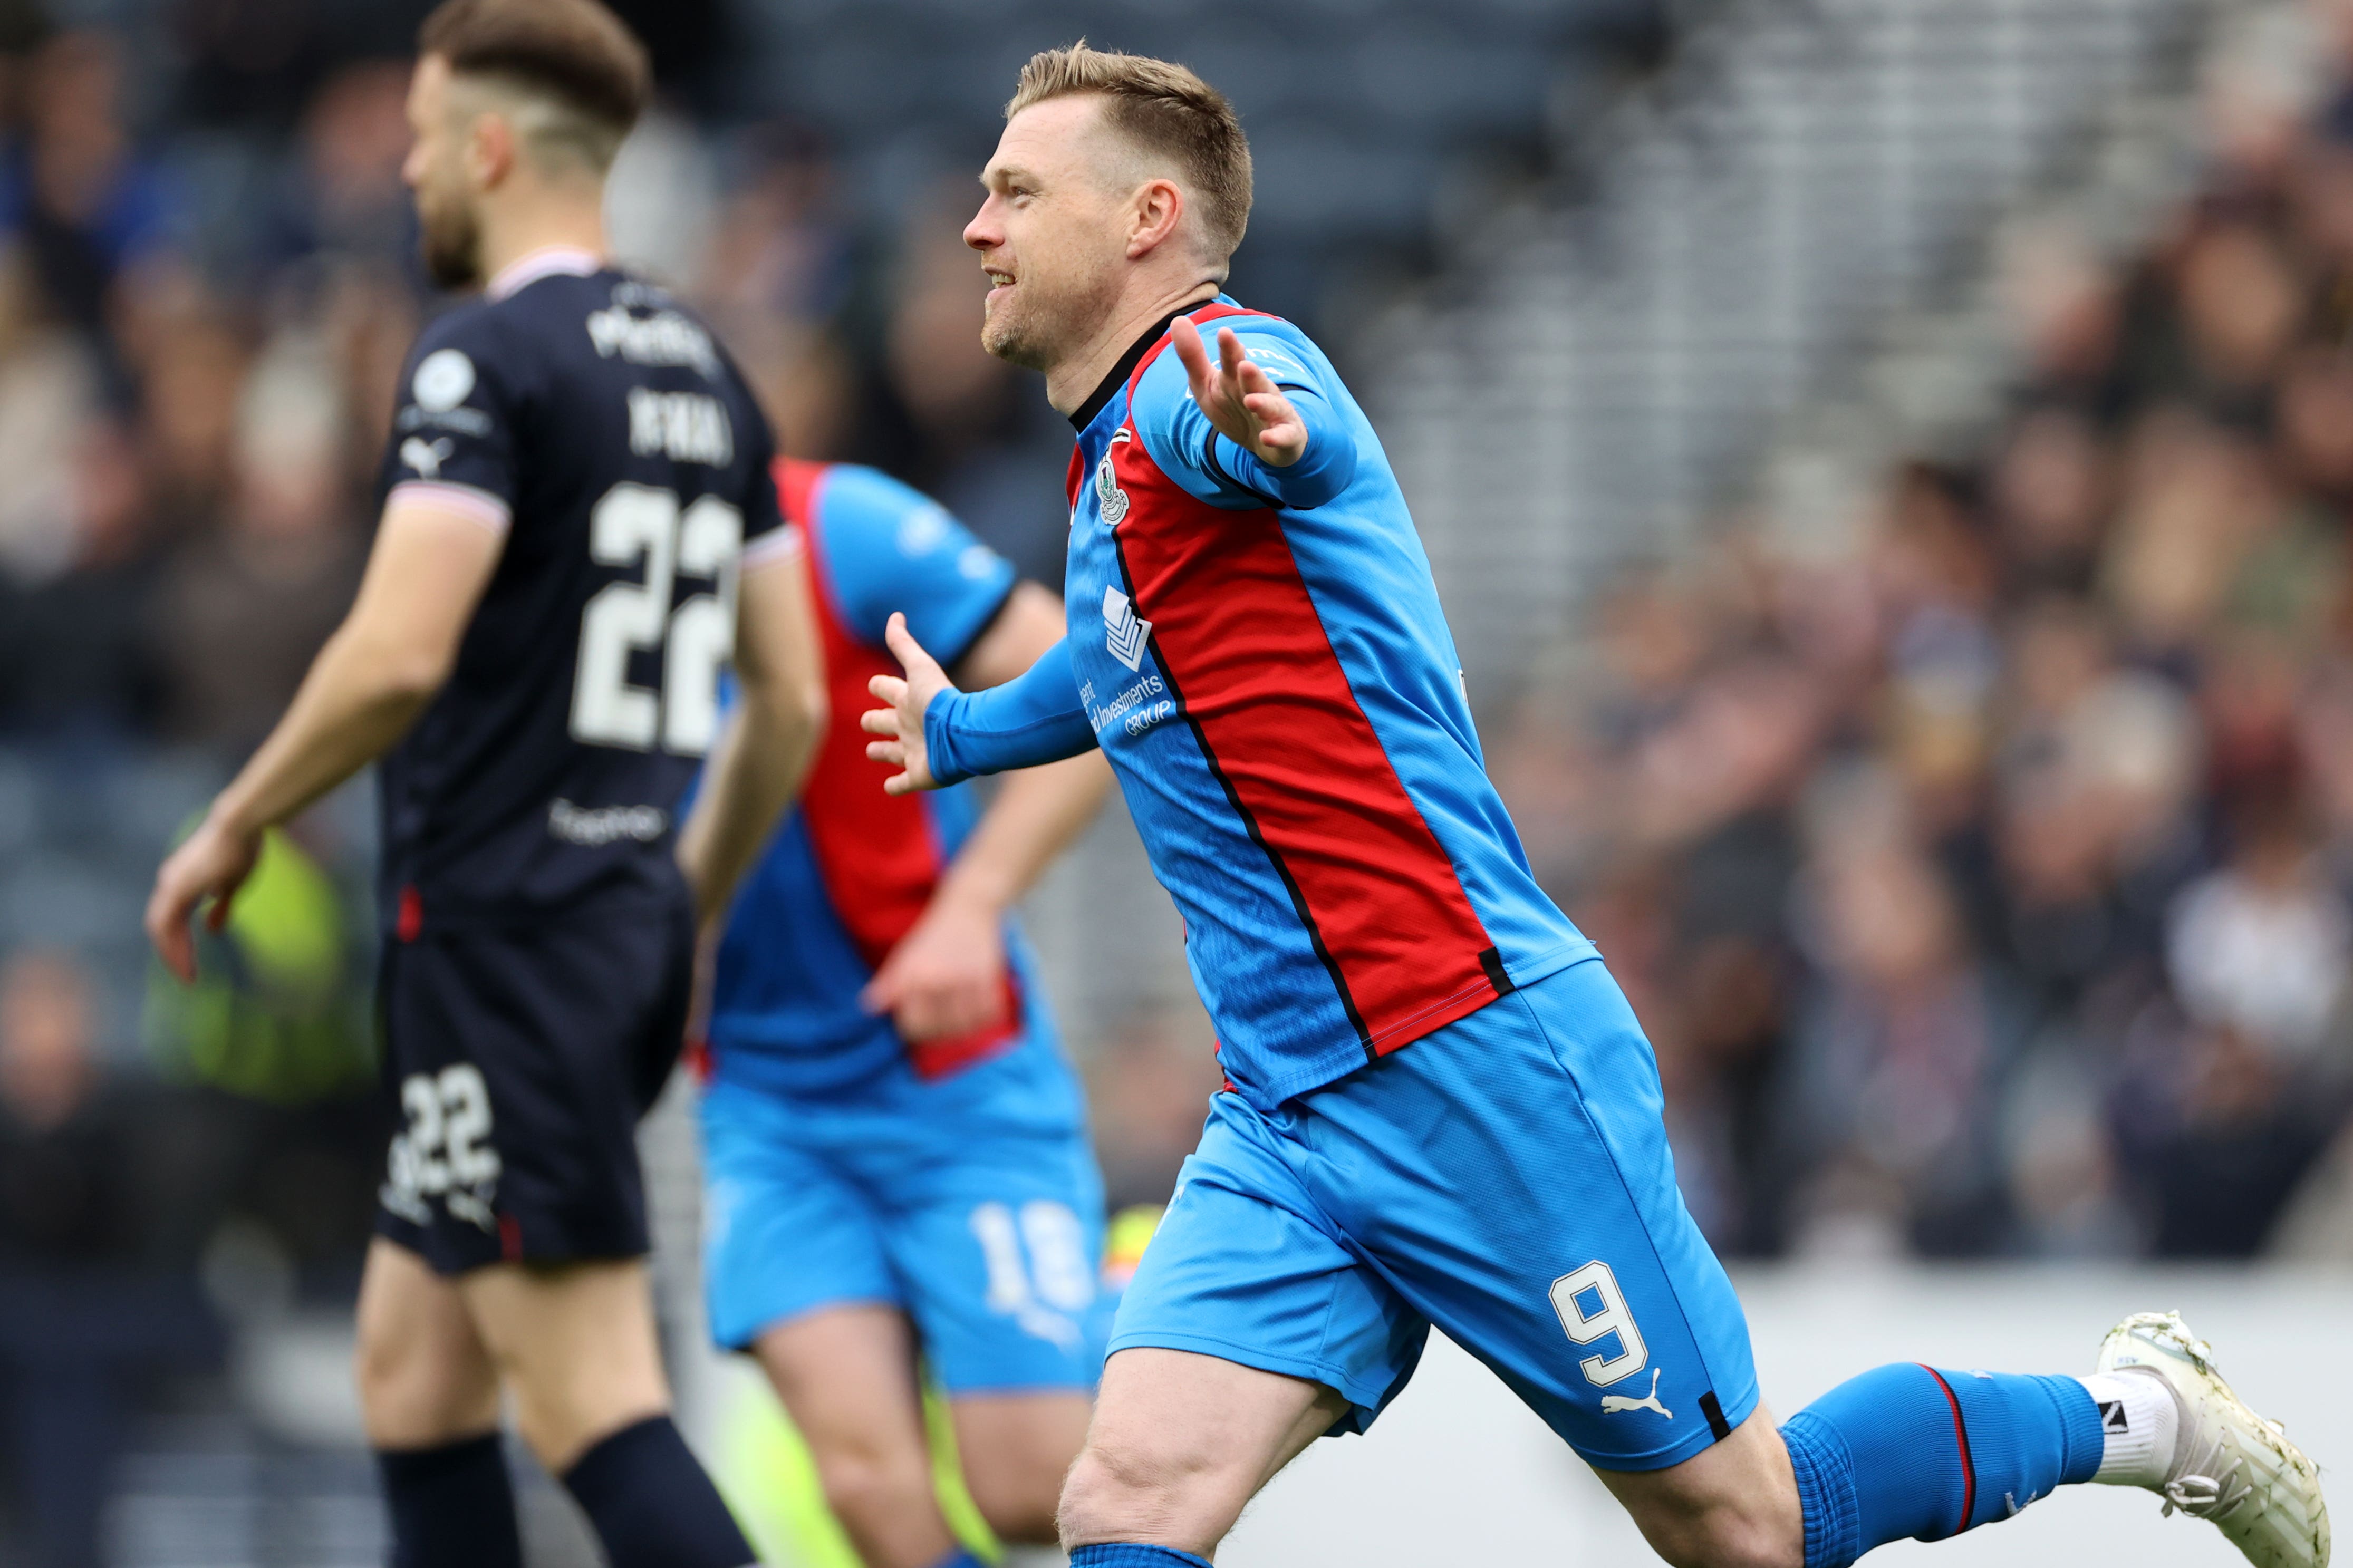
[
  {"xmin": 0, "ymin": 0, "xmax": 1662, "ymax": 1557},
  {"xmin": 2, "ymin": 0, "xmax": 2351, "ymax": 1559},
  {"xmin": 1498, "ymin": 5, "xmax": 2353, "ymax": 1266}
]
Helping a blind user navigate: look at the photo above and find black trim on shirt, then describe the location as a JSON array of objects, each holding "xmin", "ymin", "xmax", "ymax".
[
  {"xmin": 942, "ymin": 577, "xmax": 1024, "ymax": 684},
  {"xmin": 1068, "ymin": 296, "xmax": 1216, "ymax": 432}
]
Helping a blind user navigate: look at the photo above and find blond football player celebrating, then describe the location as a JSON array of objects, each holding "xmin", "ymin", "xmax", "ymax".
[{"xmin": 862, "ymin": 42, "xmax": 2328, "ymax": 1568}]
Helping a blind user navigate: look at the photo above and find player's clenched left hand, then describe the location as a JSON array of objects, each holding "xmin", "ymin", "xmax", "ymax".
[
  {"xmin": 1172, "ymin": 316, "xmax": 1307, "ymax": 468},
  {"xmin": 863, "ymin": 613, "xmax": 956, "ymax": 795},
  {"xmin": 145, "ymin": 814, "xmax": 263, "ymax": 983},
  {"xmin": 861, "ymin": 889, "xmax": 1009, "ymax": 1042}
]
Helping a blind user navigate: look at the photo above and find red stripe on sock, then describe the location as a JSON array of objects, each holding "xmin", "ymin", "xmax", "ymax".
[{"xmin": 1921, "ymin": 1366, "xmax": 1976, "ymax": 1536}]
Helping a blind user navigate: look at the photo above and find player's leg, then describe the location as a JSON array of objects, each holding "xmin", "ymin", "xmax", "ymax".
[
  {"xmin": 701, "ymin": 1076, "xmax": 973, "ymax": 1566},
  {"xmin": 416, "ymin": 907, "xmax": 755, "ymax": 1568},
  {"xmin": 883, "ymin": 1119, "xmax": 1108, "ymax": 1554},
  {"xmin": 1307, "ymin": 960, "xmax": 2062, "ymax": 1568},
  {"xmin": 1059, "ymin": 1348, "xmax": 1348, "ymax": 1560},
  {"xmin": 461, "ymin": 1257, "xmax": 757, "ymax": 1568},
  {"xmin": 1057, "ymin": 1091, "xmax": 1432, "ymax": 1563},
  {"xmin": 751, "ymin": 1304, "xmax": 966, "ymax": 1568},
  {"xmin": 353, "ymin": 1236, "xmax": 521, "ymax": 1568},
  {"xmin": 1315, "ymin": 957, "xmax": 2323, "ymax": 1568},
  {"xmin": 365, "ymin": 930, "xmax": 524, "ymax": 1568},
  {"xmin": 948, "ymin": 1392, "xmax": 1092, "ymax": 1551}
]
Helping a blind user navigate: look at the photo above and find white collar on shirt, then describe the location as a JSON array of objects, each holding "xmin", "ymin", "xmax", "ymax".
[{"xmin": 484, "ymin": 245, "xmax": 604, "ymax": 302}]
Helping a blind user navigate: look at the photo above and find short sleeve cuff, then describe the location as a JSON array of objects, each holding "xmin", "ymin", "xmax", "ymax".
[
  {"xmin": 387, "ymin": 480, "xmax": 512, "ymax": 534},
  {"xmin": 740, "ymin": 522, "xmax": 807, "ymax": 570}
]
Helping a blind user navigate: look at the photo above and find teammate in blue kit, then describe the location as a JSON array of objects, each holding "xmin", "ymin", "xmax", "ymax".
[
  {"xmin": 860, "ymin": 43, "xmax": 2329, "ymax": 1568},
  {"xmin": 148, "ymin": 5, "xmax": 822, "ymax": 1567},
  {"xmin": 699, "ymin": 458, "xmax": 1114, "ymax": 1568}
]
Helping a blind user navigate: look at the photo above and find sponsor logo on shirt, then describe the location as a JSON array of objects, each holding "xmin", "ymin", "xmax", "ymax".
[
  {"xmin": 586, "ymin": 302, "xmax": 720, "ymax": 377},
  {"xmin": 547, "ymin": 799, "xmax": 668, "ymax": 846},
  {"xmin": 1103, "ymin": 585, "xmax": 1151, "ymax": 671},
  {"xmin": 399, "ymin": 436, "xmax": 454, "ymax": 479},
  {"xmin": 1083, "ymin": 671, "xmax": 1168, "ymax": 736}
]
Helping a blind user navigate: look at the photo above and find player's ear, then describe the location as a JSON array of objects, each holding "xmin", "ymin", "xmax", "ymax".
[
  {"xmin": 465, "ymin": 108, "xmax": 517, "ymax": 192},
  {"xmin": 1127, "ymin": 176, "xmax": 1185, "ymax": 261}
]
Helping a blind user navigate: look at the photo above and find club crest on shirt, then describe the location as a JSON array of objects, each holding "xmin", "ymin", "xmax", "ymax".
[{"xmin": 1095, "ymin": 452, "xmax": 1130, "ymax": 525}]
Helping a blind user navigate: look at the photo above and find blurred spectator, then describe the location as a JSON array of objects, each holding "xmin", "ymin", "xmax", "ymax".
[
  {"xmin": 0, "ymin": 949, "xmax": 217, "ymax": 1568},
  {"xmin": 1, "ymin": 31, "xmax": 183, "ymax": 343},
  {"xmin": 155, "ymin": 331, "xmax": 362, "ymax": 750},
  {"xmin": 1498, "ymin": 21, "xmax": 2353, "ymax": 1260},
  {"xmin": 0, "ymin": 243, "xmax": 98, "ymax": 585},
  {"xmin": 0, "ymin": 419, "xmax": 164, "ymax": 739}
]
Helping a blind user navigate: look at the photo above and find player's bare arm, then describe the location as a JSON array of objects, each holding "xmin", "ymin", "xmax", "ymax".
[
  {"xmin": 145, "ymin": 501, "xmax": 505, "ymax": 982},
  {"xmin": 1170, "ymin": 316, "xmax": 1306, "ymax": 467},
  {"xmin": 675, "ymin": 544, "xmax": 827, "ymax": 928},
  {"xmin": 861, "ymin": 583, "xmax": 1114, "ymax": 1042}
]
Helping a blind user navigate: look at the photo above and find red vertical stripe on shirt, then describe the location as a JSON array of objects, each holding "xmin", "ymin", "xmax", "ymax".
[
  {"xmin": 1101, "ymin": 347, "xmax": 1503, "ymax": 1054},
  {"xmin": 776, "ymin": 459, "xmax": 1020, "ymax": 1079}
]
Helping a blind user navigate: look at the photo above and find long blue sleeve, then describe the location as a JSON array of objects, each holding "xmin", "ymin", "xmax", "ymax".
[
  {"xmin": 1199, "ymin": 382, "xmax": 1356, "ymax": 510},
  {"xmin": 1138, "ymin": 327, "xmax": 1359, "ymax": 511},
  {"xmin": 923, "ymin": 637, "xmax": 1098, "ymax": 785}
]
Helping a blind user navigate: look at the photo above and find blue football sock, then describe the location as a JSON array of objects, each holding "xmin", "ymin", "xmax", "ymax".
[
  {"xmin": 928, "ymin": 1552, "xmax": 988, "ymax": 1568},
  {"xmin": 1069, "ymin": 1547, "xmax": 1212, "ymax": 1568},
  {"xmin": 561, "ymin": 1415, "xmax": 757, "ymax": 1568},
  {"xmin": 1780, "ymin": 1365, "xmax": 2104, "ymax": 1568},
  {"xmin": 377, "ymin": 1431, "xmax": 523, "ymax": 1568}
]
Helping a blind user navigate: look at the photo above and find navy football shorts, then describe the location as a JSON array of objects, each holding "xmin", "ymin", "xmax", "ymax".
[{"xmin": 373, "ymin": 889, "xmax": 695, "ymax": 1276}]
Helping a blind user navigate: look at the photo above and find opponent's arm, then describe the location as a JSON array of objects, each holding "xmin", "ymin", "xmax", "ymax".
[
  {"xmin": 675, "ymin": 545, "xmax": 827, "ymax": 929},
  {"xmin": 861, "ymin": 584, "xmax": 1115, "ymax": 1041},
  {"xmin": 1167, "ymin": 316, "xmax": 1356, "ymax": 509},
  {"xmin": 863, "ymin": 618, "xmax": 1095, "ymax": 793},
  {"xmin": 146, "ymin": 502, "xmax": 506, "ymax": 981}
]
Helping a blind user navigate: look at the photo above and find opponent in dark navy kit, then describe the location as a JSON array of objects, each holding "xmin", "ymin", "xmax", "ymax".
[{"xmin": 146, "ymin": 5, "xmax": 821, "ymax": 1567}]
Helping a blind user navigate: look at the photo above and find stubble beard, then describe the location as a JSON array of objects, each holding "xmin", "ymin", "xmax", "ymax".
[
  {"xmin": 980, "ymin": 290, "xmax": 1053, "ymax": 372},
  {"xmin": 419, "ymin": 188, "xmax": 483, "ymax": 292},
  {"xmin": 979, "ymin": 263, "xmax": 1123, "ymax": 382}
]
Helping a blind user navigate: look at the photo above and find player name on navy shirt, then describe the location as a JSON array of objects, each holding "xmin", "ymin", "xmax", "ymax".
[{"xmin": 372, "ymin": 249, "xmax": 793, "ymax": 931}]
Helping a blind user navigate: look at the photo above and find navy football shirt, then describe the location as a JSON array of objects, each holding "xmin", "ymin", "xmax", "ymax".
[{"xmin": 373, "ymin": 248, "xmax": 794, "ymax": 927}]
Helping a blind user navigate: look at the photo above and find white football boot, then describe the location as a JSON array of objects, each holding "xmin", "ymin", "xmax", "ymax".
[{"xmin": 2095, "ymin": 1311, "xmax": 2329, "ymax": 1567}]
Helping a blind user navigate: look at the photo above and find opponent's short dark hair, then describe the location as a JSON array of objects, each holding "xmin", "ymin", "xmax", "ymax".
[
  {"xmin": 1008, "ymin": 42, "xmax": 1252, "ymax": 259},
  {"xmin": 419, "ymin": 0, "xmax": 649, "ymax": 168}
]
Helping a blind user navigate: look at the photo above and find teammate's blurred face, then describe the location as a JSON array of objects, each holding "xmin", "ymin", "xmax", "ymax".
[
  {"xmin": 967, "ymin": 96, "xmax": 1137, "ymax": 373},
  {"xmin": 403, "ymin": 54, "xmax": 485, "ymax": 291}
]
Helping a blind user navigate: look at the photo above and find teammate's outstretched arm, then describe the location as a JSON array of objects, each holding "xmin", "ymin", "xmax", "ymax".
[
  {"xmin": 676, "ymin": 543, "xmax": 827, "ymax": 928},
  {"xmin": 861, "ymin": 583, "xmax": 1114, "ymax": 1042},
  {"xmin": 145, "ymin": 502, "xmax": 506, "ymax": 981},
  {"xmin": 862, "ymin": 614, "xmax": 1096, "ymax": 795}
]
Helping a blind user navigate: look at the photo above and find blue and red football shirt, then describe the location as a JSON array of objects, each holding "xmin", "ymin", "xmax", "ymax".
[
  {"xmin": 702, "ymin": 459, "xmax": 1063, "ymax": 1097},
  {"xmin": 1052, "ymin": 299, "xmax": 1594, "ymax": 1108}
]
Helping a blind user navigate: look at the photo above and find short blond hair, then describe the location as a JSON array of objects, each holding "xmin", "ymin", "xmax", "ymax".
[{"xmin": 1007, "ymin": 42, "xmax": 1252, "ymax": 260}]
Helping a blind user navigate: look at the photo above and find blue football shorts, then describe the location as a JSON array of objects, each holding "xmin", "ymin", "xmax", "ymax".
[
  {"xmin": 699, "ymin": 1054, "xmax": 1111, "ymax": 1395},
  {"xmin": 1110, "ymin": 954, "xmax": 1759, "ymax": 1472}
]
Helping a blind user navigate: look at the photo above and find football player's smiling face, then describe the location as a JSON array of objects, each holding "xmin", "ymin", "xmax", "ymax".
[{"xmin": 967, "ymin": 95, "xmax": 1128, "ymax": 374}]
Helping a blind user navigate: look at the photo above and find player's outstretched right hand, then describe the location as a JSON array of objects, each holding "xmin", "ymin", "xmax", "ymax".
[{"xmin": 863, "ymin": 612, "xmax": 957, "ymax": 795}]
